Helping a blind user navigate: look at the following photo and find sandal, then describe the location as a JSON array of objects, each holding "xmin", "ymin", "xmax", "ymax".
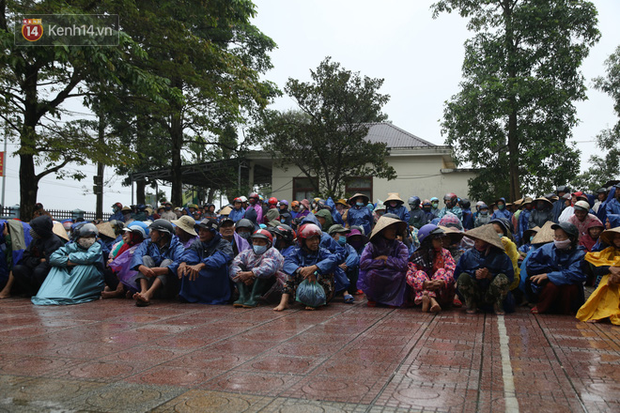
[{"xmin": 344, "ymin": 294, "xmax": 354, "ymax": 304}]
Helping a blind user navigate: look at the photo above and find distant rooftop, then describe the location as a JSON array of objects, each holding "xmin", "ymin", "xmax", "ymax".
[{"xmin": 365, "ymin": 122, "xmax": 437, "ymax": 148}]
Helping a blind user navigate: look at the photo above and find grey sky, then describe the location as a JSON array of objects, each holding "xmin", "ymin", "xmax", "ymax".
[{"xmin": 2, "ymin": 0, "xmax": 618, "ymax": 212}]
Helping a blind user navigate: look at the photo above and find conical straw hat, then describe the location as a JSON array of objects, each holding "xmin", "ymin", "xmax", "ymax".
[
  {"xmin": 348, "ymin": 193, "xmax": 369, "ymax": 206},
  {"xmin": 600, "ymin": 226, "xmax": 620, "ymax": 246},
  {"xmin": 438, "ymin": 225, "xmax": 464, "ymax": 243},
  {"xmin": 463, "ymin": 224, "xmax": 505, "ymax": 251},
  {"xmin": 385, "ymin": 193, "xmax": 404, "ymax": 204},
  {"xmin": 531, "ymin": 221, "xmax": 554, "ymax": 245},
  {"xmin": 52, "ymin": 221, "xmax": 70, "ymax": 242},
  {"xmin": 219, "ymin": 206, "xmax": 232, "ymax": 216},
  {"xmin": 96, "ymin": 221, "xmax": 116, "ymax": 240},
  {"xmin": 533, "ymin": 197, "xmax": 553, "ymax": 207},
  {"xmin": 369, "ymin": 216, "xmax": 407, "ymax": 242}
]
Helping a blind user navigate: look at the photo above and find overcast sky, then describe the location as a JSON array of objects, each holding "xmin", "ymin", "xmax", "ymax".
[{"xmin": 2, "ymin": 0, "xmax": 619, "ymax": 212}]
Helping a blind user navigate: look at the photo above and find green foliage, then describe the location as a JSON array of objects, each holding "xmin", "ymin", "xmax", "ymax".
[
  {"xmin": 1, "ymin": 0, "xmax": 168, "ymax": 218},
  {"xmin": 257, "ymin": 57, "xmax": 396, "ymax": 199},
  {"xmin": 573, "ymin": 45, "xmax": 620, "ymax": 191},
  {"xmin": 432, "ymin": 0, "xmax": 600, "ymax": 201}
]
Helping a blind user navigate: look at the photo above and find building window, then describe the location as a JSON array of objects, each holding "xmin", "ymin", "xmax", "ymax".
[
  {"xmin": 346, "ymin": 176, "xmax": 372, "ymax": 200},
  {"xmin": 293, "ymin": 177, "xmax": 318, "ymax": 201}
]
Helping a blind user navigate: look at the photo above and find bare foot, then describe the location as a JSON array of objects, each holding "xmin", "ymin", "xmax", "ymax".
[
  {"xmin": 466, "ymin": 307, "xmax": 477, "ymax": 315},
  {"xmin": 421, "ymin": 294, "xmax": 430, "ymax": 312},
  {"xmin": 493, "ymin": 303, "xmax": 505, "ymax": 315},
  {"xmin": 530, "ymin": 306, "xmax": 539, "ymax": 314},
  {"xmin": 0, "ymin": 291, "xmax": 11, "ymax": 299},
  {"xmin": 133, "ymin": 292, "xmax": 151, "ymax": 306},
  {"xmin": 101, "ymin": 290, "xmax": 122, "ymax": 299},
  {"xmin": 430, "ymin": 298, "xmax": 441, "ymax": 313},
  {"xmin": 305, "ymin": 306, "xmax": 317, "ymax": 311},
  {"xmin": 273, "ymin": 304, "xmax": 287, "ymax": 312}
]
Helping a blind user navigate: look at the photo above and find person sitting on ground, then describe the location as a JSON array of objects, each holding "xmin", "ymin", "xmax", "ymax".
[
  {"xmin": 490, "ymin": 218, "xmax": 521, "ymax": 294},
  {"xmin": 474, "ymin": 203, "xmax": 492, "ymax": 228},
  {"xmin": 247, "ymin": 193, "xmax": 263, "ymax": 224},
  {"xmin": 358, "ymin": 216, "xmax": 409, "ymax": 308},
  {"xmin": 408, "ymin": 196, "xmax": 429, "ymax": 230},
  {"xmin": 459, "ymin": 198, "xmax": 474, "ymax": 230},
  {"xmin": 491, "ymin": 197, "xmax": 512, "ymax": 221},
  {"xmin": 328, "ymin": 224, "xmax": 359, "ymax": 304},
  {"xmin": 171, "ymin": 215, "xmax": 198, "ymax": 249},
  {"xmin": 407, "ymin": 224, "xmax": 455, "ymax": 313},
  {"xmin": 385, "ymin": 193, "xmax": 410, "ymax": 224},
  {"xmin": 219, "ymin": 218, "xmax": 250, "ymax": 256},
  {"xmin": 526, "ymin": 222, "xmax": 586, "ymax": 315},
  {"xmin": 32, "ymin": 223, "xmax": 105, "ymax": 305},
  {"xmin": 0, "ymin": 219, "xmax": 33, "ymax": 299},
  {"xmin": 516, "ymin": 197, "xmax": 534, "ymax": 246},
  {"xmin": 346, "ymin": 228, "xmax": 368, "ymax": 295},
  {"xmin": 272, "ymin": 223, "xmax": 297, "ymax": 257},
  {"xmin": 160, "ymin": 202, "xmax": 177, "ymax": 221},
  {"xmin": 519, "ymin": 226, "xmax": 539, "ymax": 258},
  {"xmin": 11, "ymin": 215, "xmax": 65, "ymax": 297},
  {"xmin": 102, "ymin": 222, "xmax": 148, "ymax": 298},
  {"xmin": 421, "ymin": 199, "xmax": 434, "ymax": 223},
  {"xmin": 109, "ymin": 202, "xmax": 125, "ymax": 222},
  {"xmin": 345, "ymin": 193, "xmax": 374, "ymax": 237},
  {"xmin": 455, "ymin": 224, "xmax": 514, "ymax": 315},
  {"xmin": 129, "ymin": 219, "xmax": 185, "ymax": 306},
  {"xmin": 229, "ymin": 197, "xmax": 246, "ymax": 223},
  {"xmin": 278, "ymin": 200, "xmax": 293, "ymax": 226},
  {"xmin": 230, "ymin": 229, "xmax": 284, "ymax": 308},
  {"xmin": 576, "ymin": 227, "xmax": 620, "ymax": 324},
  {"xmin": 529, "ymin": 197, "xmax": 554, "ymax": 229},
  {"xmin": 235, "ymin": 218, "xmax": 255, "ymax": 243},
  {"xmin": 274, "ymin": 223, "xmax": 337, "ymax": 311},
  {"xmin": 569, "ymin": 200, "xmax": 600, "ymax": 246},
  {"xmin": 579, "ymin": 216, "xmax": 604, "ymax": 253},
  {"xmin": 437, "ymin": 193, "xmax": 462, "ymax": 220},
  {"xmin": 202, "ymin": 203, "xmax": 217, "ymax": 220},
  {"xmin": 177, "ymin": 218, "xmax": 234, "ymax": 304}
]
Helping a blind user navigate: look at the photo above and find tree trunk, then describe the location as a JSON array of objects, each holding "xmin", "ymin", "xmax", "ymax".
[
  {"xmin": 136, "ymin": 180, "xmax": 146, "ymax": 205},
  {"xmin": 19, "ymin": 153, "xmax": 37, "ymax": 221},
  {"xmin": 503, "ymin": 0, "xmax": 521, "ymax": 202},
  {"xmin": 95, "ymin": 115, "xmax": 105, "ymax": 219},
  {"xmin": 170, "ymin": 113, "xmax": 183, "ymax": 207}
]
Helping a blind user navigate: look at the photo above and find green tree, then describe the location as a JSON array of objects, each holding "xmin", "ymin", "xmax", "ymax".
[
  {"xmin": 432, "ymin": 0, "xmax": 600, "ymax": 202},
  {"xmin": 117, "ymin": 0, "xmax": 278, "ymax": 207},
  {"xmin": 573, "ymin": 45, "xmax": 620, "ymax": 191},
  {"xmin": 257, "ymin": 57, "xmax": 396, "ymax": 199},
  {"xmin": 0, "ymin": 0, "xmax": 164, "ymax": 219}
]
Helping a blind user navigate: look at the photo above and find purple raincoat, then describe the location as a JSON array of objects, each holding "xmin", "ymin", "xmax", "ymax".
[
  {"xmin": 109, "ymin": 244, "xmax": 141, "ymax": 294},
  {"xmin": 358, "ymin": 238, "xmax": 409, "ymax": 306}
]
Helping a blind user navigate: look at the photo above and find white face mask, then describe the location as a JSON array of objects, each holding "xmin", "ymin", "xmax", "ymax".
[
  {"xmin": 553, "ymin": 239, "xmax": 572, "ymax": 250},
  {"xmin": 78, "ymin": 236, "xmax": 97, "ymax": 249}
]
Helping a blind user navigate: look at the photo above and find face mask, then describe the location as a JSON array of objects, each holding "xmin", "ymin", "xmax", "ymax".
[
  {"xmin": 554, "ymin": 239, "xmax": 572, "ymax": 250},
  {"xmin": 78, "ymin": 236, "xmax": 96, "ymax": 249},
  {"xmin": 432, "ymin": 202, "xmax": 438, "ymax": 208},
  {"xmin": 238, "ymin": 232, "xmax": 251, "ymax": 240},
  {"xmin": 253, "ymin": 245, "xmax": 268, "ymax": 255},
  {"xmin": 423, "ymin": 206, "xmax": 431, "ymax": 211},
  {"xmin": 390, "ymin": 202, "xmax": 398, "ymax": 208},
  {"xmin": 337, "ymin": 236, "xmax": 347, "ymax": 246},
  {"xmin": 498, "ymin": 233, "xmax": 504, "ymax": 238},
  {"xmin": 356, "ymin": 202, "xmax": 364, "ymax": 207},
  {"xmin": 165, "ymin": 207, "xmax": 171, "ymax": 211},
  {"xmin": 498, "ymin": 204, "xmax": 505, "ymax": 210},
  {"xmin": 529, "ymin": 236, "xmax": 534, "ymax": 242},
  {"xmin": 480, "ymin": 211, "xmax": 488, "ymax": 216}
]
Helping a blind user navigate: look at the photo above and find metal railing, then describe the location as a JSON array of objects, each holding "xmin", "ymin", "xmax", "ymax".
[{"xmin": 0, "ymin": 206, "xmax": 111, "ymax": 221}]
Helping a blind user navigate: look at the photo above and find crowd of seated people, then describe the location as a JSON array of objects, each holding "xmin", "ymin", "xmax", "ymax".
[{"xmin": 0, "ymin": 183, "xmax": 619, "ymax": 325}]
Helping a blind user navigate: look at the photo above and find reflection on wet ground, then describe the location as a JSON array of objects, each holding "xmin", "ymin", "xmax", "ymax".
[{"xmin": 1, "ymin": 297, "xmax": 619, "ymax": 412}]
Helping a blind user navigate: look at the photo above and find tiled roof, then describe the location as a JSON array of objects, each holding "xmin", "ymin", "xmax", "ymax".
[{"xmin": 364, "ymin": 123, "xmax": 437, "ymax": 148}]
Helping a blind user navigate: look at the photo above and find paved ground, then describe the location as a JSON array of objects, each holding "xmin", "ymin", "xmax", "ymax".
[{"xmin": 0, "ymin": 296, "xmax": 619, "ymax": 413}]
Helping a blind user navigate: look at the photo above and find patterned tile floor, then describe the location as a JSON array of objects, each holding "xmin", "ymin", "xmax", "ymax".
[{"xmin": 1, "ymin": 296, "xmax": 619, "ymax": 412}]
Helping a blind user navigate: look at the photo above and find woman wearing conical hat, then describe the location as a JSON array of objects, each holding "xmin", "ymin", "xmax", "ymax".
[
  {"xmin": 358, "ymin": 216, "xmax": 409, "ymax": 307},
  {"xmin": 455, "ymin": 224, "xmax": 515, "ymax": 315}
]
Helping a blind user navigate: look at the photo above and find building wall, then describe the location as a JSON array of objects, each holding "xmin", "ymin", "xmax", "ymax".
[{"xmin": 268, "ymin": 153, "xmax": 477, "ymax": 203}]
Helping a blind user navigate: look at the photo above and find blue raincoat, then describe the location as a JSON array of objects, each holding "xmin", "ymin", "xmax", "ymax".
[
  {"xmin": 0, "ymin": 220, "xmax": 33, "ymax": 287},
  {"xmin": 130, "ymin": 236, "xmax": 185, "ymax": 276},
  {"xmin": 31, "ymin": 241, "xmax": 105, "ymax": 305},
  {"xmin": 228, "ymin": 207, "xmax": 246, "ymax": 223},
  {"xmin": 283, "ymin": 246, "xmax": 338, "ymax": 277},
  {"xmin": 179, "ymin": 233, "xmax": 234, "ymax": 304},
  {"xmin": 346, "ymin": 205, "xmax": 374, "ymax": 236},
  {"xmin": 526, "ymin": 243, "xmax": 586, "ymax": 287}
]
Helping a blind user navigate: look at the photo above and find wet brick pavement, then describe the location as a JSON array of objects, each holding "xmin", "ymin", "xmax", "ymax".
[{"xmin": 1, "ymin": 297, "xmax": 619, "ymax": 412}]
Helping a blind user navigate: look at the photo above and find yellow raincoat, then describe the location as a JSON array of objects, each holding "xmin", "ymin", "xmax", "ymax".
[{"xmin": 576, "ymin": 246, "xmax": 620, "ymax": 324}]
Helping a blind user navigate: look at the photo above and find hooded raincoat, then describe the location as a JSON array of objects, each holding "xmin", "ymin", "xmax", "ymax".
[{"xmin": 31, "ymin": 241, "xmax": 105, "ymax": 305}]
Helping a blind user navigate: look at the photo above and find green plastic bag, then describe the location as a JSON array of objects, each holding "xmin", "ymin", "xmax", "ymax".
[{"xmin": 295, "ymin": 278, "xmax": 326, "ymax": 308}]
